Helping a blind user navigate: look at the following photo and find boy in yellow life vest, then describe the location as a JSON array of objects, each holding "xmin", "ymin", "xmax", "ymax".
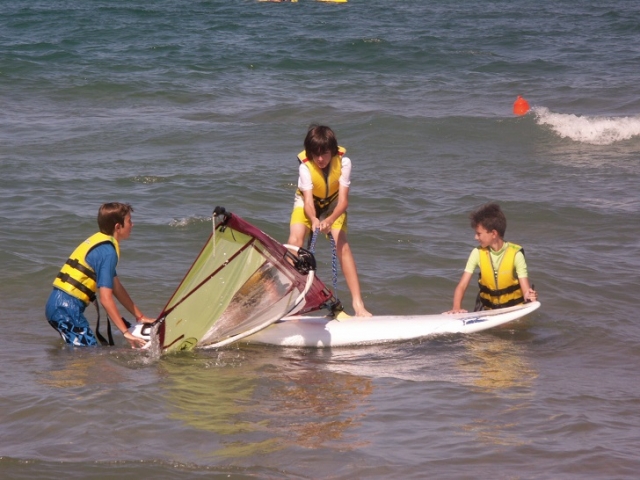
[
  {"xmin": 287, "ymin": 125, "xmax": 372, "ymax": 317},
  {"xmin": 45, "ymin": 203, "xmax": 155, "ymax": 347},
  {"xmin": 446, "ymin": 202, "xmax": 537, "ymax": 314}
]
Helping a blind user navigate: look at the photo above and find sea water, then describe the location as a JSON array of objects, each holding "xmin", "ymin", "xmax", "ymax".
[{"xmin": 1, "ymin": 0, "xmax": 640, "ymax": 478}]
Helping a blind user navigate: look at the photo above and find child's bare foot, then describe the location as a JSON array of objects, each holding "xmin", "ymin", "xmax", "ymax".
[{"xmin": 353, "ymin": 301, "xmax": 372, "ymax": 317}]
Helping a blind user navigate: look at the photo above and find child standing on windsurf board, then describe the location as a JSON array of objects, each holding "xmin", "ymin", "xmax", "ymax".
[
  {"xmin": 45, "ymin": 202, "xmax": 155, "ymax": 348},
  {"xmin": 287, "ymin": 125, "xmax": 372, "ymax": 317},
  {"xmin": 446, "ymin": 202, "xmax": 537, "ymax": 314}
]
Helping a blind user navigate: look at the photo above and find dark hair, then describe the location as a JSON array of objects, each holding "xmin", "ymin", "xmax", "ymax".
[
  {"xmin": 304, "ymin": 125, "xmax": 339, "ymax": 159},
  {"xmin": 470, "ymin": 202, "xmax": 506, "ymax": 238},
  {"xmin": 98, "ymin": 203, "xmax": 133, "ymax": 235}
]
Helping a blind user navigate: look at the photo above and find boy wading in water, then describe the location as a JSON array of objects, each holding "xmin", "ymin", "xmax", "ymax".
[
  {"xmin": 46, "ymin": 203, "xmax": 155, "ymax": 347},
  {"xmin": 287, "ymin": 125, "xmax": 372, "ymax": 317},
  {"xmin": 447, "ymin": 202, "xmax": 537, "ymax": 314}
]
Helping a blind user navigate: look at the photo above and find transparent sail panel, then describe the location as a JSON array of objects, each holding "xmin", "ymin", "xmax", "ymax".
[
  {"xmin": 201, "ymin": 261, "xmax": 297, "ymax": 344},
  {"xmin": 155, "ymin": 209, "xmax": 337, "ymax": 352}
]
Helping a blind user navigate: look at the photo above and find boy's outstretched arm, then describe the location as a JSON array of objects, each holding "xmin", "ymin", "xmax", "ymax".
[
  {"xmin": 99, "ymin": 285, "xmax": 147, "ymax": 348},
  {"xmin": 112, "ymin": 277, "xmax": 155, "ymax": 323},
  {"xmin": 445, "ymin": 271, "xmax": 473, "ymax": 314},
  {"xmin": 518, "ymin": 277, "xmax": 538, "ymax": 302}
]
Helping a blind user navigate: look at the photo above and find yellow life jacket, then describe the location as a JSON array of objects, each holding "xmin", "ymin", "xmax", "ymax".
[
  {"xmin": 477, "ymin": 242, "xmax": 524, "ymax": 310},
  {"xmin": 52, "ymin": 232, "xmax": 120, "ymax": 305},
  {"xmin": 296, "ymin": 146, "xmax": 346, "ymax": 215}
]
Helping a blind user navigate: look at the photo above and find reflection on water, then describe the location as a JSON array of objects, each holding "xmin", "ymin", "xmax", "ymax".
[
  {"xmin": 457, "ymin": 324, "xmax": 539, "ymax": 449},
  {"xmin": 38, "ymin": 348, "xmax": 132, "ymax": 389},
  {"xmin": 307, "ymin": 321, "xmax": 538, "ymax": 391},
  {"xmin": 158, "ymin": 347, "xmax": 373, "ymax": 457},
  {"xmin": 306, "ymin": 324, "xmax": 539, "ymax": 451},
  {"xmin": 35, "ymin": 321, "xmax": 537, "ymax": 459},
  {"xmin": 252, "ymin": 360, "xmax": 373, "ymax": 451},
  {"xmin": 458, "ymin": 327, "xmax": 538, "ymax": 393}
]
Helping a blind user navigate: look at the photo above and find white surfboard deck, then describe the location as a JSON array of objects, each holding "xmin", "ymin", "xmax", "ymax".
[{"xmin": 243, "ymin": 301, "xmax": 541, "ymax": 348}]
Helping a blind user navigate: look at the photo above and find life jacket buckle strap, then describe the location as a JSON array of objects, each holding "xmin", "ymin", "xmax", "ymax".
[
  {"xmin": 56, "ymin": 272, "xmax": 96, "ymax": 303},
  {"xmin": 478, "ymin": 283, "xmax": 521, "ymax": 296},
  {"xmin": 65, "ymin": 258, "xmax": 97, "ymax": 281}
]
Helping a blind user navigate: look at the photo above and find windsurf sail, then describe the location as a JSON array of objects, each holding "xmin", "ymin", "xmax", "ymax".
[{"xmin": 152, "ymin": 207, "xmax": 338, "ymax": 352}]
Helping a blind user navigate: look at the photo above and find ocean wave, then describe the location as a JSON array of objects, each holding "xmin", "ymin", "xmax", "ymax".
[
  {"xmin": 534, "ymin": 107, "xmax": 640, "ymax": 145},
  {"xmin": 169, "ymin": 215, "xmax": 211, "ymax": 228},
  {"xmin": 131, "ymin": 175, "xmax": 170, "ymax": 184}
]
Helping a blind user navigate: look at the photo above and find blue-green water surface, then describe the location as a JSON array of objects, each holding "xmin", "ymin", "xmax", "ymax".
[{"xmin": 1, "ymin": 1, "xmax": 640, "ymax": 478}]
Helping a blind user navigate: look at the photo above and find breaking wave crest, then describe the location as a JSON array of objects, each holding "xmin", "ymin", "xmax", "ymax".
[
  {"xmin": 169, "ymin": 216, "xmax": 211, "ymax": 228},
  {"xmin": 534, "ymin": 107, "xmax": 640, "ymax": 145}
]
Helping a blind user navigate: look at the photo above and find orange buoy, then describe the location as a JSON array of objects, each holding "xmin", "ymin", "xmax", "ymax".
[{"xmin": 513, "ymin": 95, "xmax": 530, "ymax": 116}]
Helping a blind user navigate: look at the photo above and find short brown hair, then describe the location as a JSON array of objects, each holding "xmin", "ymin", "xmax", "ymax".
[
  {"xmin": 304, "ymin": 125, "xmax": 339, "ymax": 159},
  {"xmin": 98, "ymin": 203, "xmax": 133, "ymax": 235},
  {"xmin": 470, "ymin": 202, "xmax": 506, "ymax": 238}
]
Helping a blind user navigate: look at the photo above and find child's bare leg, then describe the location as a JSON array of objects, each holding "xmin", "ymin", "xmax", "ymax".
[
  {"xmin": 288, "ymin": 223, "xmax": 309, "ymax": 248},
  {"xmin": 331, "ymin": 229, "xmax": 372, "ymax": 317}
]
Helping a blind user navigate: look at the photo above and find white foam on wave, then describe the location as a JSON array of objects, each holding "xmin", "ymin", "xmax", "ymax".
[
  {"xmin": 533, "ymin": 107, "xmax": 640, "ymax": 145},
  {"xmin": 169, "ymin": 216, "xmax": 210, "ymax": 228}
]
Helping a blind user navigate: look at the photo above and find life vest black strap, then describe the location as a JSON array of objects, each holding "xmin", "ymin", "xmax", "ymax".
[
  {"xmin": 93, "ymin": 300, "xmax": 114, "ymax": 346},
  {"xmin": 65, "ymin": 258, "xmax": 97, "ymax": 281},
  {"xmin": 314, "ymin": 192, "xmax": 339, "ymax": 217},
  {"xmin": 93, "ymin": 301, "xmax": 132, "ymax": 347},
  {"xmin": 314, "ymin": 191, "xmax": 339, "ymax": 208},
  {"xmin": 56, "ymin": 272, "xmax": 96, "ymax": 303},
  {"xmin": 478, "ymin": 295, "xmax": 525, "ymax": 310},
  {"xmin": 474, "ymin": 292, "xmax": 484, "ymax": 312},
  {"xmin": 478, "ymin": 283, "xmax": 521, "ymax": 296}
]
